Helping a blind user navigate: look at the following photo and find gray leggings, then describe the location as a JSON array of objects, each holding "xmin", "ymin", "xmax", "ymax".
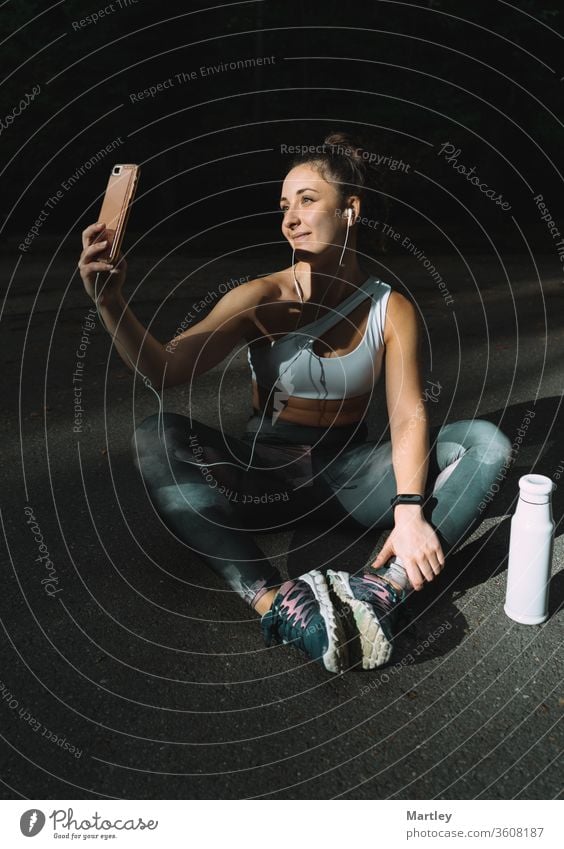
[{"xmin": 131, "ymin": 412, "xmax": 512, "ymax": 608}]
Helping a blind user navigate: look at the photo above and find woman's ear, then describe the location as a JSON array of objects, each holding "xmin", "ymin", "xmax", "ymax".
[{"xmin": 346, "ymin": 195, "xmax": 361, "ymax": 223}]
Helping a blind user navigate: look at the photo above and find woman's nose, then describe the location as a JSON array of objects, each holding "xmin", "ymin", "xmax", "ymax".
[{"xmin": 283, "ymin": 208, "xmax": 301, "ymax": 228}]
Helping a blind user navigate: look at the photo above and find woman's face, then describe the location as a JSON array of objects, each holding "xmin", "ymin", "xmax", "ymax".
[{"xmin": 279, "ymin": 164, "xmax": 349, "ymax": 258}]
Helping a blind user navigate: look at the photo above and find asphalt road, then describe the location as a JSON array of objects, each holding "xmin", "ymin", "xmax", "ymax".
[{"xmin": 1, "ymin": 243, "xmax": 562, "ymax": 799}]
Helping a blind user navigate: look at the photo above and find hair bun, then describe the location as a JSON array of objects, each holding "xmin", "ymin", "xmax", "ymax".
[{"xmin": 323, "ymin": 131, "xmax": 367, "ymax": 165}]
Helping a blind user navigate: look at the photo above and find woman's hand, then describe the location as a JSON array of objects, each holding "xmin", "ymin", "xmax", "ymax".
[
  {"xmin": 370, "ymin": 512, "xmax": 445, "ymax": 591},
  {"xmin": 78, "ymin": 222, "xmax": 127, "ymax": 304}
]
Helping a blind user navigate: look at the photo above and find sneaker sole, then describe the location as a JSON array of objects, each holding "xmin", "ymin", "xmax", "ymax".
[
  {"xmin": 299, "ymin": 570, "xmax": 348, "ymax": 674},
  {"xmin": 327, "ymin": 570, "xmax": 393, "ymax": 670}
]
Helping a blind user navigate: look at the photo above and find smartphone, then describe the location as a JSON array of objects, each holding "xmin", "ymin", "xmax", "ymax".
[{"xmin": 94, "ymin": 164, "xmax": 140, "ymax": 264}]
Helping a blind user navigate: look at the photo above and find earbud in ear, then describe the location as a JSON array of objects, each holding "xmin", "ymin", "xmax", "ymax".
[{"xmin": 346, "ymin": 208, "xmax": 354, "ymax": 223}]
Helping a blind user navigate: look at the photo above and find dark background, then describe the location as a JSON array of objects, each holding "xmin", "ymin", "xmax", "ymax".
[
  {"xmin": 1, "ymin": 1, "xmax": 563, "ymax": 804},
  {"xmin": 1, "ymin": 0, "xmax": 563, "ymax": 255}
]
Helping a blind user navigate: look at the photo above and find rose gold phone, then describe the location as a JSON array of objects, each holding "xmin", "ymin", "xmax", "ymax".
[{"xmin": 94, "ymin": 164, "xmax": 139, "ymax": 263}]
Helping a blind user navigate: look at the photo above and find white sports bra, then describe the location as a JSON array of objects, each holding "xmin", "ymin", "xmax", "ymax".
[{"xmin": 247, "ymin": 275, "xmax": 392, "ymax": 400}]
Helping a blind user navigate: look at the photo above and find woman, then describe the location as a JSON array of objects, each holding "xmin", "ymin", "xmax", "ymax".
[{"xmin": 78, "ymin": 131, "xmax": 512, "ymax": 674}]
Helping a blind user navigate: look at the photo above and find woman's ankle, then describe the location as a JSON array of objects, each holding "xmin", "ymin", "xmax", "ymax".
[
  {"xmin": 252, "ymin": 587, "xmax": 280, "ymax": 616},
  {"xmin": 370, "ymin": 557, "xmax": 413, "ymax": 593}
]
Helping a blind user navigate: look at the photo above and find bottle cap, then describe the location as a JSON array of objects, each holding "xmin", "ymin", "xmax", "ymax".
[{"xmin": 518, "ymin": 473, "xmax": 555, "ymax": 504}]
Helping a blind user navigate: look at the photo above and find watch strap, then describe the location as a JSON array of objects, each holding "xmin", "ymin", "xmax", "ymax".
[{"xmin": 390, "ymin": 493, "xmax": 424, "ymax": 508}]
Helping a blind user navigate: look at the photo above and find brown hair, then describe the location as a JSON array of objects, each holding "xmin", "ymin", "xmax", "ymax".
[{"xmin": 286, "ymin": 130, "xmax": 390, "ymax": 255}]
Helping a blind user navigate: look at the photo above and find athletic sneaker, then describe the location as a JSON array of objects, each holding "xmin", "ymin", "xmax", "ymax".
[
  {"xmin": 260, "ymin": 569, "xmax": 348, "ymax": 673},
  {"xmin": 327, "ymin": 569, "xmax": 406, "ymax": 669}
]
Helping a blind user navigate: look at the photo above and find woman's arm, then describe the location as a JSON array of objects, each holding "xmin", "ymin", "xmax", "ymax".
[
  {"xmin": 384, "ymin": 291, "xmax": 430, "ymax": 505},
  {"xmin": 78, "ymin": 222, "xmax": 259, "ymax": 389},
  {"xmin": 371, "ymin": 291, "xmax": 445, "ymax": 590}
]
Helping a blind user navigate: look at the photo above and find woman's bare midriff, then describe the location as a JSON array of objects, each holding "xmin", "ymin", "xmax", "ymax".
[
  {"xmin": 251, "ymin": 379, "xmax": 371, "ymax": 427},
  {"xmin": 245, "ymin": 270, "xmax": 375, "ymax": 428}
]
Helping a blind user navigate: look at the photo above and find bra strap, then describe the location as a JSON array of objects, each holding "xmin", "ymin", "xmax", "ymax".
[{"xmin": 309, "ymin": 276, "xmax": 376, "ymax": 337}]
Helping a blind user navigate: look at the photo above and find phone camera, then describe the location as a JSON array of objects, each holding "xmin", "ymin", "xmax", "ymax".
[{"xmin": 112, "ymin": 165, "xmax": 122, "ymax": 175}]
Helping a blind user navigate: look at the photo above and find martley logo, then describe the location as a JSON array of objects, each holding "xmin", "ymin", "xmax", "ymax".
[{"xmin": 20, "ymin": 809, "xmax": 46, "ymax": 836}]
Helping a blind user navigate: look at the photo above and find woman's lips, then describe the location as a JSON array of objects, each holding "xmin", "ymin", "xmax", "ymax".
[{"xmin": 293, "ymin": 233, "xmax": 310, "ymax": 241}]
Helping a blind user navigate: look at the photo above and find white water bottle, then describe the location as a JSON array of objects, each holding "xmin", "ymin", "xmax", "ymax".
[{"xmin": 504, "ymin": 474, "xmax": 555, "ymax": 624}]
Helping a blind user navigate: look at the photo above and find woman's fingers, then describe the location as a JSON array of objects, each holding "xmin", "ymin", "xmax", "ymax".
[
  {"xmin": 406, "ymin": 553, "xmax": 440, "ymax": 587},
  {"xmin": 417, "ymin": 557, "xmax": 435, "ymax": 583},
  {"xmin": 416, "ymin": 549, "xmax": 444, "ymax": 581},
  {"xmin": 432, "ymin": 554, "xmax": 445, "ymax": 575},
  {"xmin": 82, "ymin": 240, "xmax": 111, "ymax": 263},
  {"xmin": 405, "ymin": 562, "xmax": 425, "ymax": 591},
  {"xmin": 424, "ymin": 551, "xmax": 442, "ymax": 576},
  {"xmin": 82, "ymin": 221, "xmax": 106, "ymax": 250},
  {"xmin": 371, "ymin": 538, "xmax": 394, "ymax": 569},
  {"xmin": 430, "ymin": 542, "xmax": 446, "ymax": 574},
  {"xmin": 80, "ymin": 260, "xmax": 114, "ymax": 274}
]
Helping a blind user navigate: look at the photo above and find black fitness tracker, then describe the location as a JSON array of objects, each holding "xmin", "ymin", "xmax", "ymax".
[{"xmin": 390, "ymin": 493, "xmax": 424, "ymax": 508}]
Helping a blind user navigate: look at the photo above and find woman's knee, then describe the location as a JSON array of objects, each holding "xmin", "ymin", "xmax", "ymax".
[
  {"xmin": 436, "ymin": 418, "xmax": 512, "ymax": 474},
  {"xmin": 470, "ymin": 419, "xmax": 512, "ymax": 466}
]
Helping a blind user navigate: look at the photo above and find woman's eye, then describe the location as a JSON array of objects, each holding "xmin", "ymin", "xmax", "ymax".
[{"xmin": 279, "ymin": 197, "xmax": 314, "ymax": 214}]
